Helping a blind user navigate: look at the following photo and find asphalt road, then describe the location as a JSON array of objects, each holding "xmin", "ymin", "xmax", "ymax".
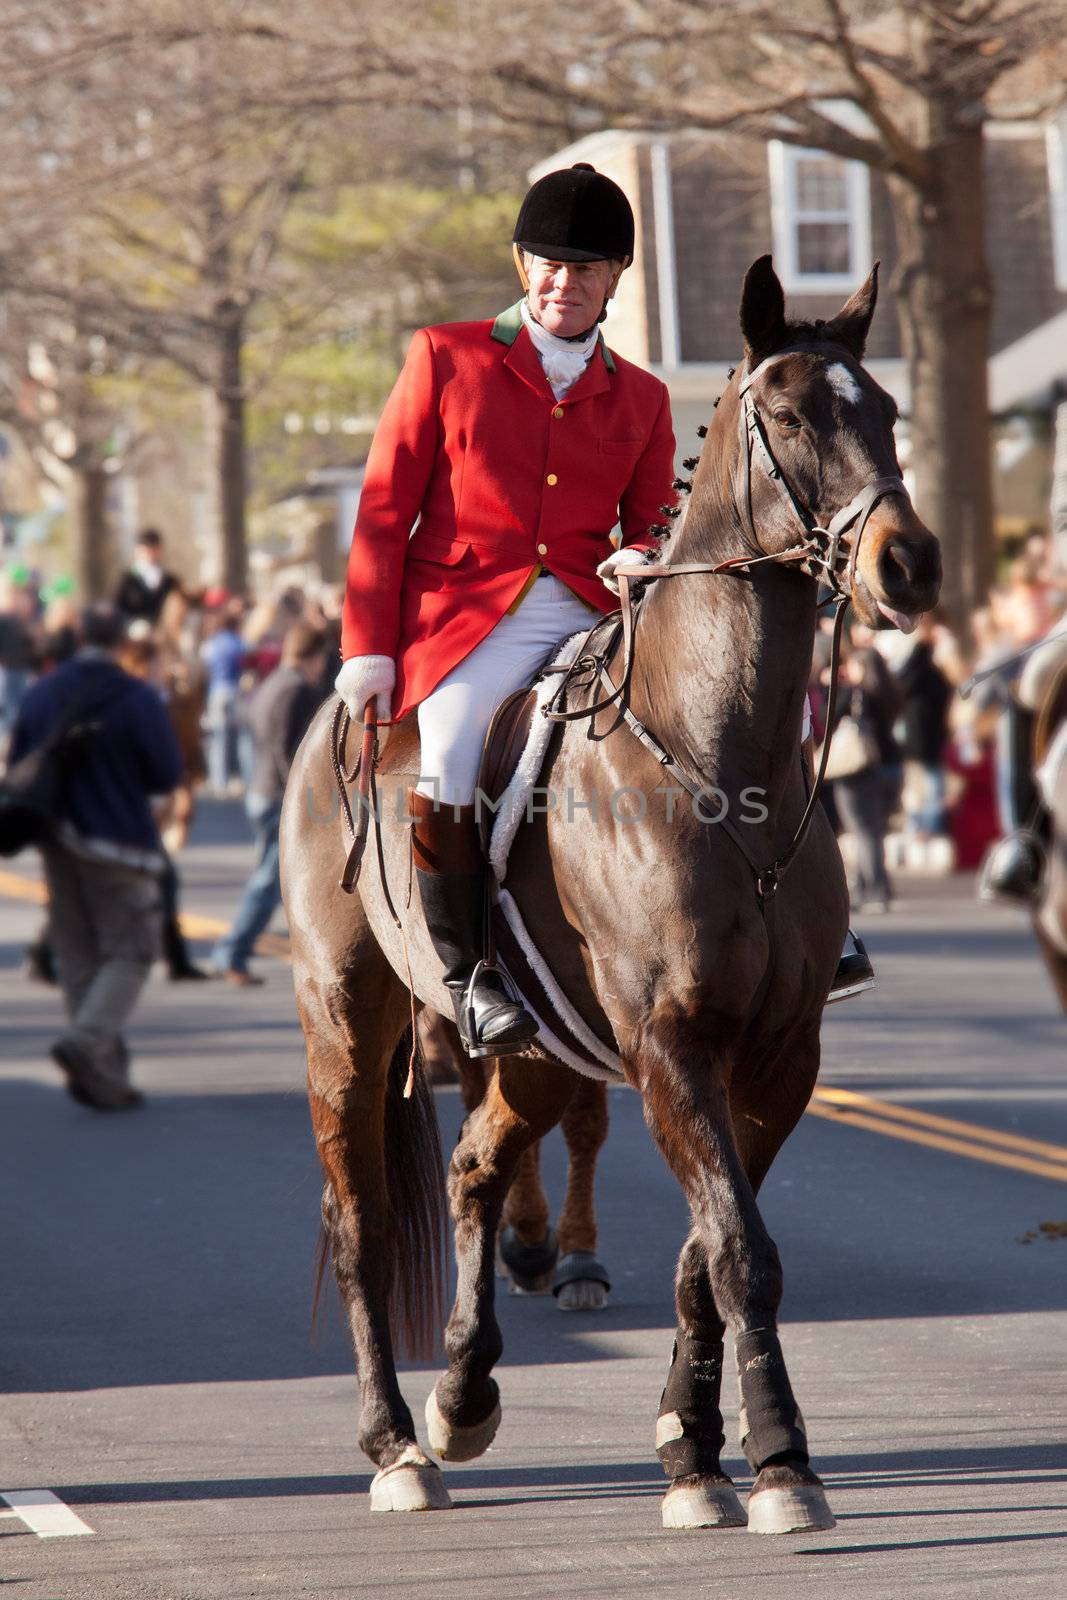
[{"xmin": 1, "ymin": 799, "xmax": 1066, "ymax": 1599}]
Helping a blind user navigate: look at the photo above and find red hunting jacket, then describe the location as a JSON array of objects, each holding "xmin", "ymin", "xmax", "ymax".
[{"xmin": 341, "ymin": 301, "xmax": 677, "ymax": 719}]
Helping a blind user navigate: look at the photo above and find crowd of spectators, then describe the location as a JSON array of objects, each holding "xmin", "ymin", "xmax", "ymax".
[
  {"xmin": 809, "ymin": 530, "xmax": 1067, "ymax": 914},
  {"xmin": 0, "ymin": 531, "xmax": 342, "ymax": 1061},
  {"xmin": 0, "ymin": 532, "xmax": 342, "ymax": 801}
]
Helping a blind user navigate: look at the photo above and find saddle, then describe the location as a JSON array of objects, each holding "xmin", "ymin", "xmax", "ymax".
[{"xmin": 477, "ymin": 682, "xmax": 542, "ymax": 850}]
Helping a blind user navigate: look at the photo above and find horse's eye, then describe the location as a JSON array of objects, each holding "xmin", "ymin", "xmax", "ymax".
[{"xmin": 772, "ymin": 409, "xmax": 801, "ymax": 430}]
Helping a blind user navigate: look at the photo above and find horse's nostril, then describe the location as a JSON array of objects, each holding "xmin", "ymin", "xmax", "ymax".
[{"xmin": 882, "ymin": 539, "xmax": 917, "ymax": 588}]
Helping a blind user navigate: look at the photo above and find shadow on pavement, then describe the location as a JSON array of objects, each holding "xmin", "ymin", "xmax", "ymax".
[
  {"xmin": 50, "ymin": 1441, "xmax": 1067, "ymax": 1512},
  {"xmin": 2, "ymin": 1068, "xmax": 1066, "ymax": 1393}
]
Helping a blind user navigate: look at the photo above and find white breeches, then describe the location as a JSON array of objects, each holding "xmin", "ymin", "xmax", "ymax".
[{"xmin": 416, "ymin": 574, "xmax": 593, "ymax": 807}]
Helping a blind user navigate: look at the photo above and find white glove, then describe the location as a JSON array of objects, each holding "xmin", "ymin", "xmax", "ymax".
[
  {"xmin": 335, "ymin": 655, "xmax": 396, "ymax": 747},
  {"xmin": 596, "ymin": 545, "xmax": 654, "ymax": 596}
]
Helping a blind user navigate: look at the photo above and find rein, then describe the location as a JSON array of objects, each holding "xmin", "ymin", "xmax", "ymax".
[
  {"xmin": 331, "ymin": 697, "xmax": 419, "ymax": 1091},
  {"xmin": 544, "ymin": 347, "xmax": 903, "ymax": 901}
]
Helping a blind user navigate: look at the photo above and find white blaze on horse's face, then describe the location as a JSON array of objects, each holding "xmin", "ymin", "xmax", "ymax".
[{"xmin": 826, "ymin": 363, "xmax": 863, "ymax": 406}]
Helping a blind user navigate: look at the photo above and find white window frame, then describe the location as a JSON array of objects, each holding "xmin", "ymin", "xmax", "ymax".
[
  {"xmin": 768, "ymin": 141, "xmax": 872, "ymax": 294},
  {"xmin": 1047, "ymin": 109, "xmax": 1067, "ymax": 293}
]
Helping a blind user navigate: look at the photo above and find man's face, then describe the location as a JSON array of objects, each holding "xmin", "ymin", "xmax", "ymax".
[
  {"xmin": 137, "ymin": 542, "xmax": 162, "ymax": 568},
  {"xmin": 525, "ymin": 256, "xmax": 617, "ymax": 338}
]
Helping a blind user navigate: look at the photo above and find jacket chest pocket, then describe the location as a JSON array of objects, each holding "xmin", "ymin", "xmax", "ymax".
[{"xmin": 597, "ymin": 438, "xmax": 645, "ymax": 482}]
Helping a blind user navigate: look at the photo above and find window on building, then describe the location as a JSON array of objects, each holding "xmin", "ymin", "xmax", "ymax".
[{"xmin": 768, "ymin": 142, "xmax": 872, "ymax": 293}]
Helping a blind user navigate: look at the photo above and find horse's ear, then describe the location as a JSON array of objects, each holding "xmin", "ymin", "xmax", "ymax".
[
  {"xmin": 825, "ymin": 262, "xmax": 880, "ymax": 359},
  {"xmin": 739, "ymin": 255, "xmax": 787, "ymax": 358}
]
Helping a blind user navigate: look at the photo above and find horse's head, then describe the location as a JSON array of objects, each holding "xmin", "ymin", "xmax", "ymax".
[{"xmin": 731, "ymin": 254, "xmax": 941, "ymax": 631}]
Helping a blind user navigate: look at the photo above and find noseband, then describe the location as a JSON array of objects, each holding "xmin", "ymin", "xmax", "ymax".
[{"xmin": 543, "ymin": 346, "xmax": 908, "ymax": 900}]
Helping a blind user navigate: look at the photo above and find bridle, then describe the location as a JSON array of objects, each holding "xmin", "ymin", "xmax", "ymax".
[
  {"xmin": 543, "ymin": 344, "xmax": 908, "ymax": 900},
  {"xmin": 734, "ymin": 346, "xmax": 905, "ymax": 593}
]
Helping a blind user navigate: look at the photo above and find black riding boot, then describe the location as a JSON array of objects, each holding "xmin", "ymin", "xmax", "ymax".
[{"xmin": 410, "ymin": 789, "xmax": 538, "ymax": 1058}]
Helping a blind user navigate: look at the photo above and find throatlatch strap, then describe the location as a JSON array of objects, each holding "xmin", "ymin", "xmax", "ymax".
[
  {"xmin": 655, "ymin": 1335, "xmax": 727, "ymax": 1480},
  {"xmin": 735, "ymin": 1327, "xmax": 809, "ymax": 1471}
]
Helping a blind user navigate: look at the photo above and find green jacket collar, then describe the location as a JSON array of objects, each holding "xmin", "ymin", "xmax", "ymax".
[{"xmin": 490, "ymin": 300, "xmax": 616, "ymax": 372}]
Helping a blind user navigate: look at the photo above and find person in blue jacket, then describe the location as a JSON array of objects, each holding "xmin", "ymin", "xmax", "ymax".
[{"xmin": 9, "ymin": 603, "xmax": 183, "ymax": 1109}]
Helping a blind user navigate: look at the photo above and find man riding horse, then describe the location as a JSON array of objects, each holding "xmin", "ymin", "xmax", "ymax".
[{"xmin": 334, "ymin": 163, "xmax": 872, "ymax": 1058}]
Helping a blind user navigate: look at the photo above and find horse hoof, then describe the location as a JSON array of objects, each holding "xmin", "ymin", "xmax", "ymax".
[
  {"xmin": 499, "ymin": 1225, "xmax": 559, "ymax": 1293},
  {"xmin": 369, "ymin": 1446, "xmax": 452, "ymax": 1513},
  {"xmin": 552, "ymin": 1251, "xmax": 610, "ymax": 1310},
  {"xmin": 556, "ymin": 1277, "xmax": 608, "ymax": 1311},
  {"xmin": 662, "ymin": 1477, "xmax": 747, "ymax": 1530},
  {"xmin": 425, "ymin": 1387, "xmax": 502, "ymax": 1463},
  {"xmin": 747, "ymin": 1467, "xmax": 835, "ymax": 1534}
]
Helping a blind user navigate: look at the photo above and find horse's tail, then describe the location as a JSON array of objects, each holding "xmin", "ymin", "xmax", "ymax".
[
  {"xmin": 311, "ymin": 1024, "xmax": 448, "ymax": 1362},
  {"xmin": 383, "ymin": 1024, "xmax": 449, "ymax": 1361}
]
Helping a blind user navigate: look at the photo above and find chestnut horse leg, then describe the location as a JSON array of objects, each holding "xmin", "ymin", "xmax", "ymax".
[
  {"xmin": 499, "ymin": 1144, "xmax": 558, "ymax": 1292},
  {"xmin": 425, "ymin": 1054, "xmax": 577, "ymax": 1462},
  {"xmin": 554, "ymin": 1076, "xmax": 611, "ymax": 1311},
  {"xmin": 300, "ymin": 941, "xmax": 450, "ymax": 1514},
  {"xmin": 642, "ymin": 1024, "xmax": 833, "ymax": 1535}
]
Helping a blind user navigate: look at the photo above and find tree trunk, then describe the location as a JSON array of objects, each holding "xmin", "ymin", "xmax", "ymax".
[
  {"xmin": 889, "ymin": 116, "xmax": 996, "ymax": 636},
  {"xmin": 203, "ymin": 308, "xmax": 248, "ymax": 596},
  {"xmin": 69, "ymin": 458, "xmax": 113, "ymax": 602}
]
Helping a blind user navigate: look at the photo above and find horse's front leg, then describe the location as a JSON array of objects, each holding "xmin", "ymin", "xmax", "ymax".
[
  {"xmin": 656, "ymin": 1229, "xmax": 745, "ymax": 1529},
  {"xmin": 640, "ymin": 1033, "xmax": 834, "ymax": 1535},
  {"xmin": 426, "ymin": 1054, "xmax": 576, "ymax": 1462}
]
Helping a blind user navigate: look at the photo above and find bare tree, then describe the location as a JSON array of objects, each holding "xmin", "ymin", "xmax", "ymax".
[
  {"xmin": 477, "ymin": 0, "xmax": 1065, "ymax": 627},
  {"xmin": 0, "ymin": 2, "xmax": 531, "ymax": 592}
]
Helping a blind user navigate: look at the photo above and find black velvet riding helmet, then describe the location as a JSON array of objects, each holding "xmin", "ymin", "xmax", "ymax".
[{"xmin": 512, "ymin": 162, "xmax": 635, "ymax": 263}]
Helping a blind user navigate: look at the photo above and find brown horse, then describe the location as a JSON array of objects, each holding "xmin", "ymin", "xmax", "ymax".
[
  {"xmin": 422, "ymin": 1011, "xmax": 611, "ymax": 1308},
  {"xmin": 279, "ymin": 256, "xmax": 941, "ymax": 1532}
]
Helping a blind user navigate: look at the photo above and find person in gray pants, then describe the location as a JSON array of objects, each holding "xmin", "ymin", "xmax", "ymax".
[{"xmin": 8, "ymin": 604, "xmax": 183, "ymax": 1110}]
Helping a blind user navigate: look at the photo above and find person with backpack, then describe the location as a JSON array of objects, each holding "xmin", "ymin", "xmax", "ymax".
[{"xmin": 6, "ymin": 604, "xmax": 183, "ymax": 1110}]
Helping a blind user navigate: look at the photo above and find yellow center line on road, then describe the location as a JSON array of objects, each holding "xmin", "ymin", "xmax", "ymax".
[
  {"xmin": 808, "ymin": 1096, "xmax": 1067, "ymax": 1184},
  {"xmin": 811, "ymin": 1085, "xmax": 1067, "ymax": 1165},
  {"xmin": 0, "ymin": 869, "xmax": 46, "ymax": 906}
]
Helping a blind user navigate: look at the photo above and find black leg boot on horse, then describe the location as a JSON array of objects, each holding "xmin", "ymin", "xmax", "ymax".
[{"xmin": 409, "ymin": 790, "xmax": 538, "ymax": 1058}]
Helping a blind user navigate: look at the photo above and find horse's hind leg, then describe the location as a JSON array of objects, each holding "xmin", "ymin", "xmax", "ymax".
[
  {"xmin": 554, "ymin": 1075, "xmax": 611, "ymax": 1310},
  {"xmin": 499, "ymin": 1143, "xmax": 559, "ymax": 1292},
  {"xmin": 300, "ymin": 948, "xmax": 449, "ymax": 1514},
  {"xmin": 426, "ymin": 1054, "xmax": 576, "ymax": 1463}
]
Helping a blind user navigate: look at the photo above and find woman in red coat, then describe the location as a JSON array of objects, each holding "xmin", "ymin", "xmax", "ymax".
[{"xmin": 335, "ymin": 165, "xmax": 677, "ymax": 1056}]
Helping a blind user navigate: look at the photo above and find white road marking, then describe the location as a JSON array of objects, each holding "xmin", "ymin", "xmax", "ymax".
[
  {"xmin": 827, "ymin": 362, "xmax": 862, "ymax": 404},
  {"xmin": 0, "ymin": 1490, "xmax": 94, "ymax": 1537}
]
